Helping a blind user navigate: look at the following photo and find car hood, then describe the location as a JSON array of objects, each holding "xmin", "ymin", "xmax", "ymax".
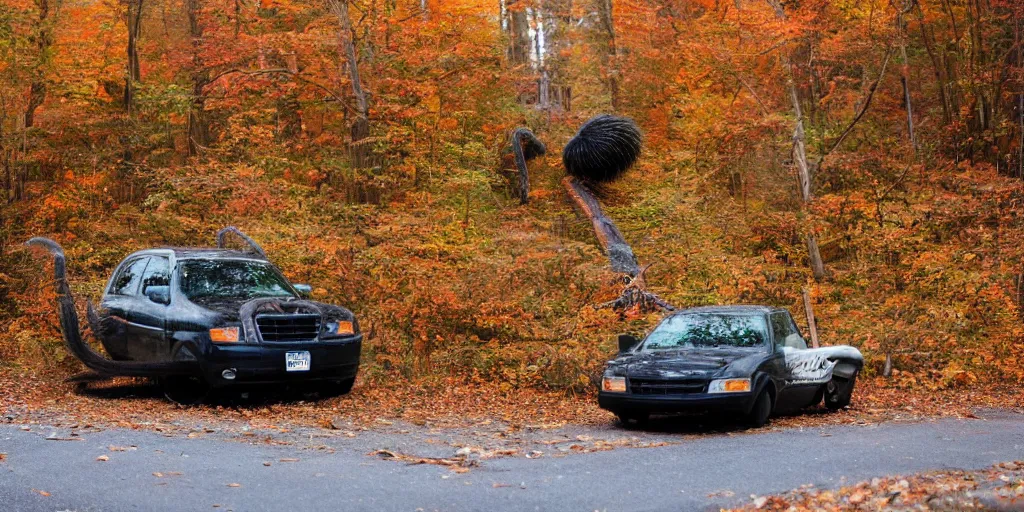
[
  {"xmin": 616, "ymin": 348, "xmax": 765, "ymax": 379},
  {"xmin": 186, "ymin": 296, "xmax": 254, "ymax": 320}
]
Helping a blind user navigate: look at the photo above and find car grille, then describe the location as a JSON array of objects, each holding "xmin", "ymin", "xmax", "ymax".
[
  {"xmin": 255, "ymin": 314, "xmax": 321, "ymax": 343},
  {"xmin": 629, "ymin": 378, "xmax": 706, "ymax": 395}
]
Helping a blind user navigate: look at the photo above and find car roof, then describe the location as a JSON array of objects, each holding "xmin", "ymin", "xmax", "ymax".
[
  {"xmin": 125, "ymin": 247, "xmax": 270, "ymax": 262},
  {"xmin": 670, "ymin": 305, "xmax": 786, "ymax": 316}
]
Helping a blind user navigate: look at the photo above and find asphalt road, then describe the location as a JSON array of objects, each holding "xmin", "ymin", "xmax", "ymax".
[{"xmin": 2, "ymin": 411, "xmax": 1022, "ymax": 512}]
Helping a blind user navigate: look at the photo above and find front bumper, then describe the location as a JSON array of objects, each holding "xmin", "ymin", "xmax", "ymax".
[
  {"xmin": 598, "ymin": 389, "xmax": 757, "ymax": 415},
  {"xmin": 201, "ymin": 334, "xmax": 362, "ymax": 387}
]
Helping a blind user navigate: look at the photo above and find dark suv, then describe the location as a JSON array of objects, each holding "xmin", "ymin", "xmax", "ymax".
[{"xmin": 88, "ymin": 244, "xmax": 361, "ymax": 401}]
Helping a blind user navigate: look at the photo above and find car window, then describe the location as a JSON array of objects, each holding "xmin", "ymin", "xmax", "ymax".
[
  {"xmin": 109, "ymin": 257, "xmax": 149, "ymax": 296},
  {"xmin": 771, "ymin": 312, "xmax": 807, "ymax": 350},
  {"xmin": 785, "ymin": 315, "xmax": 807, "ymax": 349},
  {"xmin": 179, "ymin": 259, "xmax": 296, "ymax": 302},
  {"xmin": 643, "ymin": 313, "xmax": 768, "ymax": 349},
  {"xmin": 140, "ymin": 256, "xmax": 171, "ymax": 298}
]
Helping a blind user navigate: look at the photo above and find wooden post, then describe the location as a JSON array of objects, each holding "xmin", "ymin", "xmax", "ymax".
[{"xmin": 802, "ymin": 287, "xmax": 819, "ymax": 348}]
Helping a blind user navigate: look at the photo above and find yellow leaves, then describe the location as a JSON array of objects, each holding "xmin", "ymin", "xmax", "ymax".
[
  {"xmin": 423, "ymin": 93, "xmax": 441, "ymax": 114},
  {"xmin": 940, "ymin": 362, "xmax": 978, "ymax": 389}
]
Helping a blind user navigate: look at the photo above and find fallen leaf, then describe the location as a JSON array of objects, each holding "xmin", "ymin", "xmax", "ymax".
[
  {"xmin": 263, "ymin": 462, "xmax": 271, "ymax": 467},
  {"xmin": 33, "ymin": 489, "xmax": 50, "ymax": 497},
  {"xmin": 227, "ymin": 483, "xmax": 242, "ymax": 488},
  {"xmin": 279, "ymin": 458, "xmax": 300, "ymax": 462},
  {"xmin": 44, "ymin": 435, "xmax": 82, "ymax": 442},
  {"xmin": 96, "ymin": 455, "xmax": 109, "ymax": 462},
  {"xmin": 849, "ymin": 491, "xmax": 867, "ymax": 504},
  {"xmin": 153, "ymin": 472, "xmax": 164, "ymax": 477}
]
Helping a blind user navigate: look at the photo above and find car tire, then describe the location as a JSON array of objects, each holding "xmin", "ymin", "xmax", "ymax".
[
  {"xmin": 616, "ymin": 412, "xmax": 649, "ymax": 427},
  {"xmin": 745, "ymin": 390, "xmax": 772, "ymax": 428},
  {"xmin": 825, "ymin": 373, "xmax": 857, "ymax": 410},
  {"xmin": 160, "ymin": 342, "xmax": 209, "ymax": 405},
  {"xmin": 160, "ymin": 375, "xmax": 209, "ymax": 405}
]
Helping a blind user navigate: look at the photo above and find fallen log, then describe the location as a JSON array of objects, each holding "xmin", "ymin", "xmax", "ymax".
[
  {"xmin": 562, "ymin": 176, "xmax": 640, "ymax": 277},
  {"xmin": 560, "ymin": 115, "xmax": 674, "ymax": 312}
]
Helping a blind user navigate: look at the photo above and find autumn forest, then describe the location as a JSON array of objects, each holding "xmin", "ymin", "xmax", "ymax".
[{"xmin": 1, "ymin": 0, "xmax": 1023, "ymax": 418}]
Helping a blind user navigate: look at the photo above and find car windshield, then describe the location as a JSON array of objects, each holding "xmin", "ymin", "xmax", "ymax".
[
  {"xmin": 642, "ymin": 313, "xmax": 768, "ymax": 350},
  {"xmin": 179, "ymin": 259, "xmax": 296, "ymax": 301}
]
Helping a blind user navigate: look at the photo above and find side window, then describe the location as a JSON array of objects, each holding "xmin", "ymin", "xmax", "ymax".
[
  {"xmin": 771, "ymin": 312, "xmax": 807, "ymax": 350},
  {"xmin": 110, "ymin": 257, "xmax": 149, "ymax": 295},
  {"xmin": 140, "ymin": 257, "xmax": 171, "ymax": 297},
  {"xmin": 786, "ymin": 316, "xmax": 807, "ymax": 349},
  {"xmin": 770, "ymin": 313, "xmax": 788, "ymax": 347}
]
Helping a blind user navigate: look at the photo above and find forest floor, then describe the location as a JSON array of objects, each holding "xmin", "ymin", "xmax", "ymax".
[{"xmin": 1, "ymin": 366, "xmax": 1021, "ymax": 446}]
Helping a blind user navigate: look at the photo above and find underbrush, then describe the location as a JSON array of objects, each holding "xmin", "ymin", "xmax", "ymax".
[{"xmin": 2, "ymin": 134, "xmax": 1023, "ymax": 396}]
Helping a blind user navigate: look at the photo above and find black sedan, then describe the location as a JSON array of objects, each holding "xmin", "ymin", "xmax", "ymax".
[
  {"xmin": 598, "ymin": 305, "xmax": 863, "ymax": 427},
  {"xmin": 28, "ymin": 228, "xmax": 362, "ymax": 404}
]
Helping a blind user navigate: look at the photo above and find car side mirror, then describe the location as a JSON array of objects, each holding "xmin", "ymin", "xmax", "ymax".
[
  {"xmin": 618, "ymin": 334, "xmax": 640, "ymax": 353},
  {"xmin": 145, "ymin": 285, "xmax": 170, "ymax": 305},
  {"xmin": 293, "ymin": 284, "xmax": 312, "ymax": 298}
]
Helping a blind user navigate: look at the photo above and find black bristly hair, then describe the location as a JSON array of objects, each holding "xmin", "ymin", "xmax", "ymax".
[{"xmin": 562, "ymin": 115, "xmax": 643, "ymax": 184}]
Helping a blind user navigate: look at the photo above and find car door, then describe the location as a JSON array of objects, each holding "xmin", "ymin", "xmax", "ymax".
[
  {"xmin": 770, "ymin": 312, "xmax": 819, "ymax": 411},
  {"xmin": 126, "ymin": 255, "xmax": 172, "ymax": 361},
  {"xmin": 99, "ymin": 256, "xmax": 150, "ymax": 360}
]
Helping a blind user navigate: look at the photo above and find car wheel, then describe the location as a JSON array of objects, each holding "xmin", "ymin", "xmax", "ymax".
[
  {"xmin": 745, "ymin": 390, "xmax": 772, "ymax": 428},
  {"xmin": 160, "ymin": 375, "xmax": 209, "ymax": 405},
  {"xmin": 825, "ymin": 373, "xmax": 857, "ymax": 410},
  {"xmin": 161, "ymin": 343, "xmax": 209, "ymax": 405},
  {"xmin": 616, "ymin": 412, "xmax": 649, "ymax": 427}
]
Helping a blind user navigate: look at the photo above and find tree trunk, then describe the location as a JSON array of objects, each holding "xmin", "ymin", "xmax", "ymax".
[
  {"xmin": 597, "ymin": 0, "xmax": 620, "ymax": 109},
  {"xmin": 1017, "ymin": 12, "xmax": 1023, "ymax": 178},
  {"xmin": 25, "ymin": 82, "xmax": 46, "ymax": 129},
  {"xmin": 328, "ymin": 0, "xmax": 371, "ymax": 165},
  {"xmin": 124, "ymin": 0, "xmax": 144, "ymax": 113},
  {"xmin": 563, "ymin": 176, "xmax": 640, "ymax": 276},
  {"xmin": 916, "ymin": 3, "xmax": 951, "ymax": 125},
  {"xmin": 25, "ymin": 0, "xmax": 56, "ymax": 129},
  {"xmin": 506, "ymin": 0, "xmax": 531, "ymax": 65},
  {"xmin": 563, "ymin": 178, "xmax": 675, "ymax": 312},
  {"xmin": 896, "ymin": 5, "xmax": 917, "ymax": 151},
  {"xmin": 4, "ymin": 150, "xmax": 11, "ymax": 204},
  {"xmin": 186, "ymin": 0, "xmax": 208, "ymax": 157},
  {"xmin": 769, "ymin": 0, "xmax": 825, "ymax": 282}
]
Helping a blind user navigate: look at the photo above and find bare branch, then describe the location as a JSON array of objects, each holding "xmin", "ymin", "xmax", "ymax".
[{"xmin": 818, "ymin": 47, "xmax": 894, "ymax": 167}]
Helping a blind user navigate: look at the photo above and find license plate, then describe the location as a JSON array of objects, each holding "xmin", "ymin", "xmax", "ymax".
[{"xmin": 285, "ymin": 351, "xmax": 311, "ymax": 372}]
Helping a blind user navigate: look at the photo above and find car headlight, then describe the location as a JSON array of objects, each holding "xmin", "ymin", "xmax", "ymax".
[
  {"xmin": 602, "ymin": 376, "xmax": 627, "ymax": 393},
  {"xmin": 708, "ymin": 378, "xmax": 751, "ymax": 393},
  {"xmin": 324, "ymin": 320, "xmax": 356, "ymax": 336},
  {"xmin": 209, "ymin": 326, "xmax": 241, "ymax": 343}
]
